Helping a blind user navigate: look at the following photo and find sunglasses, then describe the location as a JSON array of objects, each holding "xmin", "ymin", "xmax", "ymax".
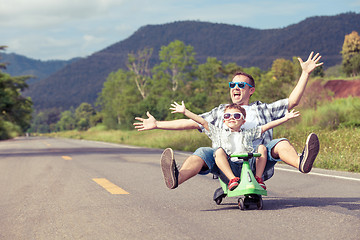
[
  {"xmin": 223, "ymin": 112, "xmax": 244, "ymax": 120},
  {"xmin": 229, "ymin": 82, "xmax": 254, "ymax": 89}
]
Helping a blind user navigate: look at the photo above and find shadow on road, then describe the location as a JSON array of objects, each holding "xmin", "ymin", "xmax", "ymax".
[{"xmin": 202, "ymin": 196, "xmax": 360, "ymax": 214}]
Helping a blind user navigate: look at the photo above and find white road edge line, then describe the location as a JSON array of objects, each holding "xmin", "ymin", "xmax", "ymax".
[{"xmin": 275, "ymin": 166, "xmax": 360, "ymax": 182}]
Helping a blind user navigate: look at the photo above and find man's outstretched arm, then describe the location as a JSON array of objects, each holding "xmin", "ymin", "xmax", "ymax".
[
  {"xmin": 288, "ymin": 51, "xmax": 323, "ymax": 110},
  {"xmin": 133, "ymin": 111, "xmax": 200, "ymax": 131}
]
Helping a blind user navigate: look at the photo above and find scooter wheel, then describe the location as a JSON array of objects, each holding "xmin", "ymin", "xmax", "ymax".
[
  {"xmin": 257, "ymin": 196, "xmax": 263, "ymax": 210},
  {"xmin": 213, "ymin": 187, "xmax": 225, "ymax": 205},
  {"xmin": 238, "ymin": 198, "xmax": 245, "ymax": 210},
  {"xmin": 215, "ymin": 196, "xmax": 223, "ymax": 205}
]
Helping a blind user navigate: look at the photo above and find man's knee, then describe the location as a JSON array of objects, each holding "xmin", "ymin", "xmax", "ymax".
[
  {"xmin": 271, "ymin": 139, "xmax": 292, "ymax": 159},
  {"xmin": 188, "ymin": 154, "xmax": 205, "ymax": 164},
  {"xmin": 192, "ymin": 147, "xmax": 215, "ymax": 173},
  {"xmin": 193, "ymin": 147, "xmax": 214, "ymax": 163}
]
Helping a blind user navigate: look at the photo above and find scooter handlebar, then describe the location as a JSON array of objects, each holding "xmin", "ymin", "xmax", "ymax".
[{"xmin": 230, "ymin": 153, "xmax": 261, "ymax": 159}]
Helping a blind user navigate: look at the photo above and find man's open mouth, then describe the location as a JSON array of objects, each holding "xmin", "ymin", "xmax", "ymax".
[{"xmin": 233, "ymin": 92, "xmax": 241, "ymax": 98}]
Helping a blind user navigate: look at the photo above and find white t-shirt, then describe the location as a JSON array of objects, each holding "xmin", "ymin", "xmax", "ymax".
[{"xmin": 241, "ymin": 105, "xmax": 262, "ymax": 148}]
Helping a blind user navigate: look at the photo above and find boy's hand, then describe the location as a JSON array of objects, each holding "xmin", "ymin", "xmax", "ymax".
[
  {"xmin": 170, "ymin": 101, "xmax": 186, "ymax": 114},
  {"xmin": 298, "ymin": 51, "xmax": 323, "ymax": 74},
  {"xmin": 285, "ymin": 109, "xmax": 300, "ymax": 120}
]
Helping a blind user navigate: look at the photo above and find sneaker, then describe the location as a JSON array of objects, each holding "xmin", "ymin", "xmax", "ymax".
[
  {"xmin": 160, "ymin": 148, "xmax": 179, "ymax": 189},
  {"xmin": 255, "ymin": 176, "xmax": 267, "ymax": 190},
  {"xmin": 228, "ymin": 177, "xmax": 240, "ymax": 191},
  {"xmin": 299, "ymin": 133, "xmax": 320, "ymax": 173}
]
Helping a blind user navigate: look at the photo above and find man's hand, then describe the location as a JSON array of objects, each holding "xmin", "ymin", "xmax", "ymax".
[
  {"xmin": 298, "ymin": 51, "xmax": 323, "ymax": 74},
  {"xmin": 133, "ymin": 111, "xmax": 157, "ymax": 131},
  {"xmin": 170, "ymin": 101, "xmax": 186, "ymax": 114}
]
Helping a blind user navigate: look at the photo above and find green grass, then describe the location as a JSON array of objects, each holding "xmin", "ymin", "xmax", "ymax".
[{"xmin": 274, "ymin": 127, "xmax": 360, "ymax": 173}]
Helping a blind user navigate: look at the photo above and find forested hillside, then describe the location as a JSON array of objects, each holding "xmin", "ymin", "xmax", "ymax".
[
  {"xmin": 2, "ymin": 53, "xmax": 79, "ymax": 84},
  {"xmin": 23, "ymin": 12, "xmax": 360, "ymax": 110}
]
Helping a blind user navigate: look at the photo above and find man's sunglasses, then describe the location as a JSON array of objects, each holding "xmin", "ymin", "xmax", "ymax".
[
  {"xmin": 223, "ymin": 112, "xmax": 244, "ymax": 120},
  {"xmin": 229, "ymin": 82, "xmax": 254, "ymax": 89}
]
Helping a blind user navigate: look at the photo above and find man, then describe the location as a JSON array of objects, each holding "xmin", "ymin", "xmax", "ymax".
[{"xmin": 134, "ymin": 52, "xmax": 323, "ymax": 189}]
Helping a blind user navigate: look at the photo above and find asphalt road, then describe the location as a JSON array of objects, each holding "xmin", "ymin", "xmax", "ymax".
[{"xmin": 0, "ymin": 137, "xmax": 359, "ymax": 239}]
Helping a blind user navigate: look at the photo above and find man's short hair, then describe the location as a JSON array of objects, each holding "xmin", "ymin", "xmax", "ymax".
[{"xmin": 233, "ymin": 72, "xmax": 255, "ymax": 88}]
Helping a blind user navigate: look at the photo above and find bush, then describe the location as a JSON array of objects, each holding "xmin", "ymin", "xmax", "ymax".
[
  {"xmin": 0, "ymin": 120, "xmax": 22, "ymax": 139},
  {"xmin": 292, "ymin": 96, "xmax": 360, "ymax": 131}
]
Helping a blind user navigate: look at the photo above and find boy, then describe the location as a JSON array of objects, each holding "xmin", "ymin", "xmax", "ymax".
[{"xmin": 170, "ymin": 101, "xmax": 299, "ymax": 190}]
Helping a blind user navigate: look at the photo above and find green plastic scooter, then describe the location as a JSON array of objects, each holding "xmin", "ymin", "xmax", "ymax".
[{"xmin": 213, "ymin": 153, "xmax": 267, "ymax": 210}]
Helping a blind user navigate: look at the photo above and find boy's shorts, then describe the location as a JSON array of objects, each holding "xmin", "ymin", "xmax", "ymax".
[{"xmin": 193, "ymin": 138, "xmax": 287, "ymax": 182}]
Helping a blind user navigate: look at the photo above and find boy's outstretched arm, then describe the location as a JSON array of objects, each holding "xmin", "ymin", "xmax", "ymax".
[
  {"xmin": 288, "ymin": 51, "xmax": 323, "ymax": 110},
  {"xmin": 170, "ymin": 101, "xmax": 210, "ymax": 131},
  {"xmin": 261, "ymin": 109, "xmax": 300, "ymax": 133}
]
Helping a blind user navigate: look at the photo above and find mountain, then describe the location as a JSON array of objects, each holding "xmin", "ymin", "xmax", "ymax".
[
  {"xmin": 24, "ymin": 12, "xmax": 360, "ymax": 110},
  {"xmin": 1, "ymin": 53, "xmax": 79, "ymax": 84}
]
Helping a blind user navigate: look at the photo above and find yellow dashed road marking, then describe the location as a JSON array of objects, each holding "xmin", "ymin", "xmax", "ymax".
[
  {"xmin": 92, "ymin": 178, "xmax": 129, "ymax": 194},
  {"xmin": 62, "ymin": 156, "xmax": 72, "ymax": 160},
  {"xmin": 41, "ymin": 141, "xmax": 51, "ymax": 146}
]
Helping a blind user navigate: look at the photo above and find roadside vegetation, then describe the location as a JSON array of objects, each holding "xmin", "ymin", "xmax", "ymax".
[{"xmin": 47, "ymin": 96, "xmax": 360, "ymax": 173}]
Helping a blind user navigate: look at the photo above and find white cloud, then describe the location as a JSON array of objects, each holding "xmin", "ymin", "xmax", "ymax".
[
  {"xmin": 83, "ymin": 34, "xmax": 106, "ymax": 49},
  {"xmin": 0, "ymin": 0, "xmax": 126, "ymax": 28}
]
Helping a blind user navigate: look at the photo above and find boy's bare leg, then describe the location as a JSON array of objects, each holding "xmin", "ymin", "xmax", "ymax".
[
  {"xmin": 214, "ymin": 148, "xmax": 236, "ymax": 180},
  {"xmin": 256, "ymin": 145, "xmax": 267, "ymax": 178}
]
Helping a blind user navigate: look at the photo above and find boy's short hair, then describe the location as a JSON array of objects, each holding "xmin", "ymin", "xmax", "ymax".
[
  {"xmin": 233, "ymin": 72, "xmax": 255, "ymax": 88},
  {"xmin": 224, "ymin": 103, "xmax": 246, "ymax": 119}
]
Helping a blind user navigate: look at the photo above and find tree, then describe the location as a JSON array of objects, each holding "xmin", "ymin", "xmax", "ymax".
[
  {"xmin": 0, "ymin": 47, "xmax": 33, "ymax": 138},
  {"xmin": 97, "ymin": 69, "xmax": 142, "ymax": 129},
  {"xmin": 341, "ymin": 31, "xmax": 360, "ymax": 76},
  {"xmin": 29, "ymin": 108, "xmax": 60, "ymax": 133},
  {"xmin": 139, "ymin": 40, "xmax": 198, "ymax": 121},
  {"xmin": 56, "ymin": 109, "xmax": 76, "ymax": 131},
  {"xmin": 270, "ymin": 58, "xmax": 294, "ymax": 83},
  {"xmin": 75, "ymin": 102, "xmax": 96, "ymax": 131},
  {"xmin": 156, "ymin": 40, "xmax": 197, "ymax": 92},
  {"xmin": 255, "ymin": 58, "xmax": 295, "ymax": 103},
  {"xmin": 190, "ymin": 57, "xmax": 229, "ymax": 112},
  {"xmin": 127, "ymin": 48, "xmax": 153, "ymax": 99}
]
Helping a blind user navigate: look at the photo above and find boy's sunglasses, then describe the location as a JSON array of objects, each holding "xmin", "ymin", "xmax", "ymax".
[
  {"xmin": 229, "ymin": 82, "xmax": 253, "ymax": 89},
  {"xmin": 223, "ymin": 112, "xmax": 244, "ymax": 120}
]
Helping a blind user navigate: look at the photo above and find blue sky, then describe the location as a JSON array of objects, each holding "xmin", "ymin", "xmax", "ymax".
[{"xmin": 0, "ymin": 0, "xmax": 359, "ymax": 60}]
